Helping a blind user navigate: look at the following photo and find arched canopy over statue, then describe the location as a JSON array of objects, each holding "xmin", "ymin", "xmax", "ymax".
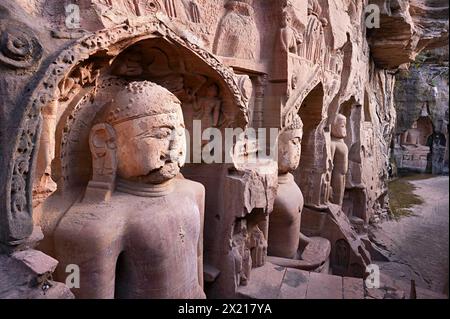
[
  {"xmin": 0, "ymin": 17, "xmax": 248, "ymax": 248},
  {"xmin": 53, "ymin": 81, "xmax": 206, "ymax": 299}
]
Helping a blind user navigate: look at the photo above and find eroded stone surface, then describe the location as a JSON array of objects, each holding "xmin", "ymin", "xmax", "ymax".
[{"xmin": 0, "ymin": 0, "xmax": 447, "ymax": 299}]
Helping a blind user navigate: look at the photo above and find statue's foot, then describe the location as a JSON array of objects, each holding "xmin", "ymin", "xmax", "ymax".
[
  {"xmin": 267, "ymin": 237, "xmax": 331, "ymax": 273},
  {"xmin": 300, "ymin": 237, "xmax": 331, "ymax": 269},
  {"xmin": 298, "ymin": 232, "xmax": 312, "ymax": 255}
]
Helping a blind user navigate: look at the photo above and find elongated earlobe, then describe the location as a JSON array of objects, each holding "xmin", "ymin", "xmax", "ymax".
[{"xmin": 84, "ymin": 123, "xmax": 117, "ymax": 203}]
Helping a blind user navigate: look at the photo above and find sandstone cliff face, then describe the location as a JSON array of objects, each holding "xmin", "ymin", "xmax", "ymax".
[
  {"xmin": 369, "ymin": 0, "xmax": 448, "ymax": 69},
  {"xmin": 0, "ymin": 0, "xmax": 448, "ymax": 298},
  {"xmin": 394, "ymin": 47, "xmax": 449, "ymax": 174},
  {"xmin": 365, "ymin": 0, "xmax": 448, "ymax": 220}
]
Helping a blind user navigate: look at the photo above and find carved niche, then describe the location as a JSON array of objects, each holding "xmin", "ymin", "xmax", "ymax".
[{"xmin": 2, "ymin": 17, "xmax": 248, "ymax": 247}]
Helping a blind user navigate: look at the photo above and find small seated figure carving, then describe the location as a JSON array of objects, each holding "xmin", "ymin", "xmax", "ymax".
[
  {"xmin": 267, "ymin": 115, "xmax": 331, "ymax": 271},
  {"xmin": 330, "ymin": 114, "xmax": 349, "ymax": 207},
  {"xmin": 53, "ymin": 81, "xmax": 206, "ymax": 299}
]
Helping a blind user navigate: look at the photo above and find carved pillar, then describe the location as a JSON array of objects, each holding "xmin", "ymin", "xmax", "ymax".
[
  {"xmin": 253, "ymin": 75, "xmax": 268, "ymax": 129},
  {"xmin": 207, "ymin": 163, "xmax": 278, "ymax": 298}
]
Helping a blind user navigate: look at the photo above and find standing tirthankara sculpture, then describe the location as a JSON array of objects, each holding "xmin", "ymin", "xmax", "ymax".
[
  {"xmin": 2, "ymin": 0, "xmax": 446, "ymax": 300},
  {"xmin": 268, "ymin": 115, "xmax": 304, "ymax": 259},
  {"xmin": 267, "ymin": 115, "xmax": 331, "ymax": 272},
  {"xmin": 52, "ymin": 81, "xmax": 206, "ymax": 299},
  {"xmin": 330, "ymin": 114, "xmax": 349, "ymax": 207}
]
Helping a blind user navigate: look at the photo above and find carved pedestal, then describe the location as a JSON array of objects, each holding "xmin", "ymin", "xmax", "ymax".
[
  {"xmin": 301, "ymin": 204, "xmax": 371, "ymax": 278},
  {"xmin": 0, "ymin": 227, "xmax": 73, "ymax": 299}
]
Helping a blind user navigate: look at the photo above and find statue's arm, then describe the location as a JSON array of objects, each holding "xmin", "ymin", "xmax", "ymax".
[
  {"xmin": 342, "ymin": 145, "xmax": 349, "ymax": 173},
  {"xmin": 54, "ymin": 214, "xmax": 120, "ymax": 299},
  {"xmin": 280, "ymin": 28, "xmax": 289, "ymax": 52},
  {"xmin": 196, "ymin": 184, "xmax": 206, "ymax": 289},
  {"xmin": 213, "ymin": 100, "xmax": 221, "ymax": 127}
]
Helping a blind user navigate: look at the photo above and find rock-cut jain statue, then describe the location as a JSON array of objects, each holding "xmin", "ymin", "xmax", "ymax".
[
  {"xmin": 268, "ymin": 116, "xmax": 304, "ymax": 259},
  {"xmin": 330, "ymin": 114, "xmax": 349, "ymax": 207},
  {"xmin": 53, "ymin": 81, "xmax": 206, "ymax": 299},
  {"xmin": 267, "ymin": 115, "xmax": 314, "ymax": 263},
  {"xmin": 267, "ymin": 115, "xmax": 330, "ymax": 271}
]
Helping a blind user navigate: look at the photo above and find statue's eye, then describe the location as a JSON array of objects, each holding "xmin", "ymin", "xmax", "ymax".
[
  {"xmin": 153, "ymin": 129, "xmax": 172, "ymax": 139},
  {"xmin": 140, "ymin": 128, "xmax": 173, "ymax": 139}
]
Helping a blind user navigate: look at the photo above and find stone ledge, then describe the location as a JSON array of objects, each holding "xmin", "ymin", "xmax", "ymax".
[{"xmin": 236, "ymin": 262, "xmax": 366, "ymax": 299}]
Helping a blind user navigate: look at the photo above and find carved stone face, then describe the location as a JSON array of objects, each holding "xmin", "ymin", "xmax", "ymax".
[
  {"xmin": 278, "ymin": 128, "xmax": 303, "ymax": 175},
  {"xmin": 331, "ymin": 115, "xmax": 347, "ymax": 139},
  {"xmin": 114, "ymin": 108, "xmax": 186, "ymax": 184}
]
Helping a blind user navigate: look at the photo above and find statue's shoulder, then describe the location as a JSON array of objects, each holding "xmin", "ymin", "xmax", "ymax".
[
  {"xmin": 276, "ymin": 181, "xmax": 302, "ymax": 205},
  {"xmin": 60, "ymin": 195, "xmax": 128, "ymax": 226},
  {"xmin": 174, "ymin": 176, "xmax": 205, "ymax": 200},
  {"xmin": 54, "ymin": 199, "xmax": 125, "ymax": 245}
]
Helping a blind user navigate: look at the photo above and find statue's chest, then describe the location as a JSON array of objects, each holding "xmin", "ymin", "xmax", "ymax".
[
  {"xmin": 273, "ymin": 183, "xmax": 303, "ymax": 219},
  {"xmin": 124, "ymin": 195, "xmax": 201, "ymax": 255}
]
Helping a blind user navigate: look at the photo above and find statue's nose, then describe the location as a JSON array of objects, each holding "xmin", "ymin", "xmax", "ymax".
[{"xmin": 167, "ymin": 137, "xmax": 184, "ymax": 163}]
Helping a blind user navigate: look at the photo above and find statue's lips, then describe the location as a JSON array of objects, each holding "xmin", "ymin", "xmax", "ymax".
[{"xmin": 145, "ymin": 162, "xmax": 180, "ymax": 177}]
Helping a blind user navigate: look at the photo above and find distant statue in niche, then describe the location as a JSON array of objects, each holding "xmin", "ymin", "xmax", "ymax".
[
  {"xmin": 213, "ymin": 0, "xmax": 260, "ymax": 61},
  {"xmin": 280, "ymin": 10, "xmax": 300, "ymax": 55},
  {"xmin": 194, "ymin": 83, "xmax": 222, "ymax": 129},
  {"xmin": 53, "ymin": 81, "xmax": 205, "ymax": 299},
  {"xmin": 401, "ymin": 121, "xmax": 430, "ymax": 151},
  {"xmin": 330, "ymin": 114, "xmax": 349, "ymax": 207},
  {"xmin": 249, "ymin": 226, "xmax": 267, "ymax": 267}
]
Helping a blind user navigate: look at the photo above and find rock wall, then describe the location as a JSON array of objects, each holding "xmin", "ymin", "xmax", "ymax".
[
  {"xmin": 393, "ymin": 47, "xmax": 449, "ymax": 174},
  {"xmin": 0, "ymin": 0, "xmax": 448, "ymax": 298}
]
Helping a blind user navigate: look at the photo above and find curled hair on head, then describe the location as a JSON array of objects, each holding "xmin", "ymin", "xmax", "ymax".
[
  {"xmin": 333, "ymin": 113, "xmax": 347, "ymax": 124},
  {"xmin": 283, "ymin": 113, "xmax": 303, "ymax": 133},
  {"xmin": 96, "ymin": 80, "xmax": 181, "ymax": 126}
]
